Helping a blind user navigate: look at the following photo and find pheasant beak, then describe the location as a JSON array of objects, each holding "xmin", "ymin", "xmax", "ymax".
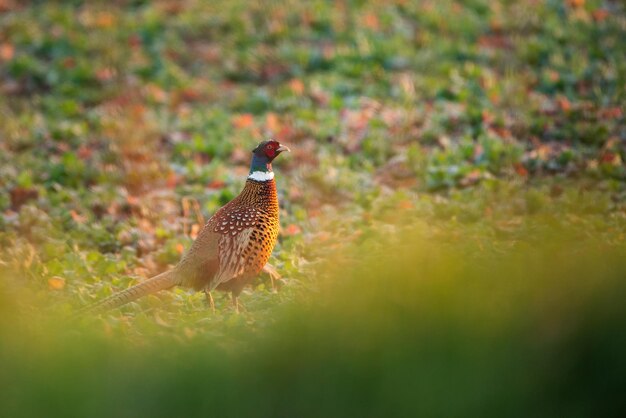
[{"xmin": 276, "ymin": 145, "xmax": 290, "ymax": 153}]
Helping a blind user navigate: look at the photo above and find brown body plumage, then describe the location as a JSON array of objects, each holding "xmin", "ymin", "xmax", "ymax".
[
  {"xmin": 78, "ymin": 140, "xmax": 288, "ymax": 314},
  {"xmin": 177, "ymin": 178, "xmax": 280, "ymax": 295}
]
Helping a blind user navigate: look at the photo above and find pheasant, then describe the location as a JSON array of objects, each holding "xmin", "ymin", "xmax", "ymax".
[{"xmin": 80, "ymin": 139, "xmax": 289, "ymax": 314}]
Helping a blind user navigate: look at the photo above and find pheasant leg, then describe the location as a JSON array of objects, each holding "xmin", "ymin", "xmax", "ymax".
[
  {"xmin": 204, "ymin": 289, "xmax": 215, "ymax": 313},
  {"xmin": 262, "ymin": 263, "xmax": 281, "ymax": 292},
  {"xmin": 231, "ymin": 294, "xmax": 240, "ymax": 314}
]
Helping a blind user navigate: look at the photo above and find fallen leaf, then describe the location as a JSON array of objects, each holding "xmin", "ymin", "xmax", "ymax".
[
  {"xmin": 0, "ymin": 43, "xmax": 14, "ymax": 61},
  {"xmin": 460, "ymin": 169, "xmax": 483, "ymax": 187},
  {"xmin": 266, "ymin": 112, "xmax": 280, "ymax": 133},
  {"xmin": 126, "ymin": 195, "xmax": 140, "ymax": 206},
  {"xmin": 363, "ymin": 13, "xmax": 380, "ymax": 30},
  {"xmin": 478, "ymin": 34, "xmax": 511, "ymax": 49},
  {"xmin": 48, "ymin": 276, "xmax": 66, "ymax": 290},
  {"xmin": 96, "ymin": 67, "xmax": 115, "ymax": 82},
  {"xmin": 232, "ymin": 113, "xmax": 254, "ymax": 129},
  {"xmin": 95, "ymin": 12, "xmax": 115, "ymax": 28},
  {"xmin": 557, "ymin": 96, "xmax": 571, "ymax": 112},
  {"xmin": 288, "ymin": 78, "xmax": 304, "ymax": 95},
  {"xmin": 0, "ymin": 1, "xmax": 18, "ymax": 13},
  {"xmin": 600, "ymin": 152, "xmax": 622, "ymax": 166},
  {"xmin": 62, "ymin": 57, "xmax": 76, "ymax": 69},
  {"xmin": 70, "ymin": 210, "xmax": 87, "ymax": 224},
  {"xmin": 128, "ymin": 34, "xmax": 141, "ymax": 48},
  {"xmin": 514, "ymin": 163, "xmax": 529, "ymax": 177},
  {"xmin": 592, "ymin": 9, "xmax": 609, "ymax": 22},
  {"xmin": 178, "ymin": 87, "xmax": 202, "ymax": 102},
  {"xmin": 398, "ymin": 200, "xmax": 413, "ymax": 210},
  {"xmin": 284, "ymin": 224, "xmax": 301, "ymax": 236},
  {"xmin": 599, "ymin": 107, "xmax": 622, "ymax": 119},
  {"xmin": 316, "ymin": 231, "xmax": 331, "ymax": 242},
  {"xmin": 10, "ymin": 187, "xmax": 38, "ymax": 210},
  {"xmin": 166, "ymin": 171, "xmax": 178, "ymax": 188},
  {"xmin": 146, "ymin": 83, "xmax": 167, "ymax": 103},
  {"xmin": 567, "ymin": 0, "xmax": 585, "ymax": 8},
  {"xmin": 207, "ymin": 179, "xmax": 226, "ymax": 189},
  {"xmin": 77, "ymin": 145, "xmax": 93, "ymax": 159},
  {"xmin": 481, "ymin": 110, "xmax": 494, "ymax": 124}
]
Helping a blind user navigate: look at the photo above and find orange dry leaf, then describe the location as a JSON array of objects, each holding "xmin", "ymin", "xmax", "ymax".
[
  {"xmin": 0, "ymin": 43, "xmax": 14, "ymax": 61},
  {"xmin": 126, "ymin": 195, "xmax": 140, "ymax": 206},
  {"xmin": 289, "ymin": 78, "xmax": 305, "ymax": 95},
  {"xmin": 62, "ymin": 57, "xmax": 76, "ymax": 69},
  {"xmin": 460, "ymin": 169, "xmax": 482, "ymax": 187},
  {"xmin": 138, "ymin": 219, "xmax": 154, "ymax": 234},
  {"xmin": 95, "ymin": 12, "xmax": 115, "ymax": 28},
  {"xmin": 284, "ymin": 224, "xmax": 301, "ymax": 236},
  {"xmin": 48, "ymin": 276, "xmax": 66, "ymax": 290},
  {"xmin": 548, "ymin": 70, "xmax": 560, "ymax": 82},
  {"xmin": 481, "ymin": 110, "xmax": 494, "ymax": 124},
  {"xmin": 514, "ymin": 163, "xmax": 529, "ymax": 177},
  {"xmin": 166, "ymin": 171, "xmax": 178, "ymax": 188},
  {"xmin": 316, "ymin": 231, "xmax": 331, "ymax": 242},
  {"xmin": 600, "ymin": 152, "xmax": 621, "ymax": 166},
  {"xmin": 130, "ymin": 103, "xmax": 146, "ymax": 118},
  {"xmin": 363, "ymin": 13, "xmax": 380, "ymax": 30},
  {"xmin": 128, "ymin": 34, "xmax": 141, "ymax": 48},
  {"xmin": 557, "ymin": 97, "xmax": 571, "ymax": 112},
  {"xmin": 0, "ymin": 0, "xmax": 18, "ymax": 13},
  {"xmin": 593, "ymin": 9, "xmax": 609, "ymax": 22},
  {"xmin": 178, "ymin": 87, "xmax": 202, "ymax": 102},
  {"xmin": 70, "ymin": 210, "xmax": 87, "ymax": 224},
  {"xmin": 77, "ymin": 145, "xmax": 93, "ymax": 159},
  {"xmin": 176, "ymin": 243, "xmax": 185, "ymax": 254},
  {"xmin": 207, "ymin": 179, "xmax": 226, "ymax": 189},
  {"xmin": 398, "ymin": 200, "xmax": 413, "ymax": 210},
  {"xmin": 599, "ymin": 107, "xmax": 622, "ymax": 119},
  {"xmin": 96, "ymin": 68, "xmax": 115, "ymax": 82},
  {"xmin": 567, "ymin": 0, "xmax": 585, "ymax": 7},
  {"xmin": 266, "ymin": 112, "xmax": 280, "ymax": 132},
  {"xmin": 145, "ymin": 83, "xmax": 167, "ymax": 102},
  {"xmin": 488, "ymin": 91, "xmax": 501, "ymax": 104},
  {"xmin": 10, "ymin": 186, "xmax": 38, "ymax": 210},
  {"xmin": 489, "ymin": 18, "xmax": 503, "ymax": 32},
  {"xmin": 232, "ymin": 113, "xmax": 254, "ymax": 129}
]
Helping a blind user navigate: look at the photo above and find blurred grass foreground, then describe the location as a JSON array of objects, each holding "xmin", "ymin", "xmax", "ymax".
[
  {"xmin": 1, "ymin": 230, "xmax": 626, "ymax": 417},
  {"xmin": 1, "ymin": 0, "xmax": 626, "ymax": 417}
]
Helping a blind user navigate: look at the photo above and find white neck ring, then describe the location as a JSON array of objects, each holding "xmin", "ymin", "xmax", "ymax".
[{"xmin": 248, "ymin": 171, "xmax": 274, "ymax": 181}]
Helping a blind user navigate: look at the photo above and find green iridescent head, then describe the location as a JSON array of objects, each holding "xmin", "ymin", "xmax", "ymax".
[{"xmin": 249, "ymin": 139, "xmax": 290, "ymax": 176}]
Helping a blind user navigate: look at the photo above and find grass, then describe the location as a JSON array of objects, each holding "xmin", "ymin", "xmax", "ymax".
[{"xmin": 0, "ymin": 0, "xmax": 625, "ymax": 416}]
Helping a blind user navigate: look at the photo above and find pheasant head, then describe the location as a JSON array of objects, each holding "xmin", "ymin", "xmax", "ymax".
[{"xmin": 248, "ymin": 139, "xmax": 290, "ymax": 182}]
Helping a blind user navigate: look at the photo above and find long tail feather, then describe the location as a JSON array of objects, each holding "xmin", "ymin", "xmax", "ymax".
[{"xmin": 76, "ymin": 270, "xmax": 180, "ymax": 315}]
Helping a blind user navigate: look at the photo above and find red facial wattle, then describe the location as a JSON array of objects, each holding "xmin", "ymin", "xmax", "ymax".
[{"xmin": 265, "ymin": 143, "xmax": 277, "ymax": 158}]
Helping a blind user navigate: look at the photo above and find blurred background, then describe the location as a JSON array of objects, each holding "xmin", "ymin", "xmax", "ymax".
[{"xmin": 0, "ymin": 0, "xmax": 625, "ymax": 417}]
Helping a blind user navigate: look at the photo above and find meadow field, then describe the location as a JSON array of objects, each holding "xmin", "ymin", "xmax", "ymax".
[{"xmin": 0, "ymin": 1, "xmax": 625, "ymax": 416}]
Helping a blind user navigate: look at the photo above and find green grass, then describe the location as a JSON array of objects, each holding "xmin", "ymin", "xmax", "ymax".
[
  {"xmin": 1, "ymin": 228, "xmax": 625, "ymax": 417},
  {"xmin": 1, "ymin": 0, "xmax": 625, "ymax": 416}
]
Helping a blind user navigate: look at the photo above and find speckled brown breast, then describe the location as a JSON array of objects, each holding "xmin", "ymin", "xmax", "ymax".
[{"xmin": 176, "ymin": 178, "xmax": 279, "ymax": 295}]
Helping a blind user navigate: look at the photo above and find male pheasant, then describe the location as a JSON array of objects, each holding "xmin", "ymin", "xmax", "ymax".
[{"xmin": 80, "ymin": 139, "xmax": 289, "ymax": 314}]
